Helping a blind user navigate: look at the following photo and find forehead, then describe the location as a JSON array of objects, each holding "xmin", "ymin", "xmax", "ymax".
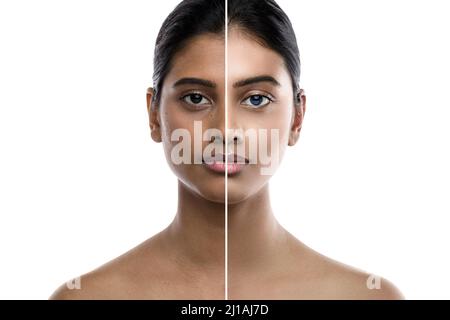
[
  {"xmin": 167, "ymin": 33, "xmax": 224, "ymax": 83},
  {"xmin": 227, "ymin": 28, "xmax": 287, "ymax": 82},
  {"xmin": 164, "ymin": 29, "xmax": 290, "ymax": 87}
]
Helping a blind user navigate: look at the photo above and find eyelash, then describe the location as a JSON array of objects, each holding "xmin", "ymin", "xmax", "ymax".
[
  {"xmin": 179, "ymin": 91, "xmax": 212, "ymax": 109},
  {"xmin": 179, "ymin": 92, "xmax": 274, "ymax": 109},
  {"xmin": 242, "ymin": 94, "xmax": 274, "ymax": 108}
]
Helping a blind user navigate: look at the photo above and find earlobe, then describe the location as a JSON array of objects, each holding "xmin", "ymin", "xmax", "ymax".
[{"xmin": 146, "ymin": 87, "xmax": 162, "ymax": 143}]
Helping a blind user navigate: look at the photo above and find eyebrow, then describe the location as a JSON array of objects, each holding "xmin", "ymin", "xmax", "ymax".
[
  {"xmin": 172, "ymin": 77, "xmax": 216, "ymax": 88},
  {"xmin": 233, "ymin": 75, "xmax": 281, "ymax": 88},
  {"xmin": 171, "ymin": 75, "xmax": 281, "ymax": 89}
]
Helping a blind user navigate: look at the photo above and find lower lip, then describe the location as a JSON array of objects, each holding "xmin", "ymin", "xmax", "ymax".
[{"xmin": 203, "ymin": 161, "xmax": 245, "ymax": 175}]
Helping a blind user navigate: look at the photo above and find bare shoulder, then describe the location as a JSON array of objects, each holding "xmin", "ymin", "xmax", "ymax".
[
  {"xmin": 49, "ymin": 233, "xmax": 167, "ymax": 300},
  {"xmin": 285, "ymin": 234, "xmax": 404, "ymax": 299},
  {"xmin": 324, "ymin": 263, "xmax": 404, "ymax": 300},
  {"xmin": 307, "ymin": 250, "xmax": 404, "ymax": 299},
  {"xmin": 49, "ymin": 268, "xmax": 122, "ymax": 300}
]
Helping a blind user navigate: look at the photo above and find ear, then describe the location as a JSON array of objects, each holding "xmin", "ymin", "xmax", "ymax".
[
  {"xmin": 146, "ymin": 87, "xmax": 162, "ymax": 143},
  {"xmin": 288, "ymin": 88, "xmax": 306, "ymax": 146}
]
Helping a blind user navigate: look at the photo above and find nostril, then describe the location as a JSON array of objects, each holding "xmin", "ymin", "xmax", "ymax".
[{"xmin": 211, "ymin": 135, "xmax": 224, "ymax": 144}]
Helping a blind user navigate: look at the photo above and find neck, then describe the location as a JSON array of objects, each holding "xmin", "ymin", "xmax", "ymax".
[
  {"xmin": 166, "ymin": 181, "xmax": 225, "ymax": 269},
  {"xmin": 228, "ymin": 184, "xmax": 288, "ymax": 271},
  {"xmin": 164, "ymin": 180, "xmax": 288, "ymax": 273}
]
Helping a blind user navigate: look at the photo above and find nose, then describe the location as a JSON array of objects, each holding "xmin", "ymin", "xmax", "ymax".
[
  {"xmin": 206, "ymin": 104, "xmax": 244, "ymax": 149},
  {"xmin": 207, "ymin": 127, "xmax": 243, "ymax": 147},
  {"xmin": 226, "ymin": 101, "xmax": 244, "ymax": 148}
]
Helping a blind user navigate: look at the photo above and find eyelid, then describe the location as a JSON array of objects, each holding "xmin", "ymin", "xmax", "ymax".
[
  {"xmin": 177, "ymin": 91, "xmax": 275, "ymax": 108},
  {"xmin": 179, "ymin": 91, "xmax": 213, "ymax": 107},
  {"xmin": 241, "ymin": 92, "xmax": 275, "ymax": 108},
  {"xmin": 243, "ymin": 90, "xmax": 275, "ymax": 101}
]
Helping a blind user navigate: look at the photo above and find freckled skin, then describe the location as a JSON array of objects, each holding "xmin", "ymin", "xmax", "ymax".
[{"xmin": 49, "ymin": 29, "xmax": 403, "ymax": 300}]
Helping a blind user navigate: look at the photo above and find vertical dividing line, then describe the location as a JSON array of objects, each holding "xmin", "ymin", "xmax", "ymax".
[{"xmin": 224, "ymin": 0, "xmax": 229, "ymax": 301}]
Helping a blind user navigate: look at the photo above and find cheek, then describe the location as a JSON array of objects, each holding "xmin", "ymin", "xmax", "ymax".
[
  {"xmin": 243, "ymin": 105, "xmax": 292, "ymax": 161},
  {"xmin": 159, "ymin": 104, "xmax": 215, "ymax": 176},
  {"xmin": 159, "ymin": 104, "xmax": 195, "ymax": 168},
  {"xmin": 160, "ymin": 104, "xmax": 187, "ymax": 141},
  {"xmin": 244, "ymin": 102, "xmax": 292, "ymax": 132},
  {"xmin": 272, "ymin": 108, "xmax": 292, "ymax": 169},
  {"xmin": 270, "ymin": 109, "xmax": 292, "ymax": 145}
]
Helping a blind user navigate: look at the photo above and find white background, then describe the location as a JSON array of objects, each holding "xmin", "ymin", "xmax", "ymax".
[{"xmin": 0, "ymin": 0, "xmax": 449, "ymax": 299}]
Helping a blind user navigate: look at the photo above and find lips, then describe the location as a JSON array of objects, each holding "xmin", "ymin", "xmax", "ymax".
[{"xmin": 202, "ymin": 153, "xmax": 249, "ymax": 175}]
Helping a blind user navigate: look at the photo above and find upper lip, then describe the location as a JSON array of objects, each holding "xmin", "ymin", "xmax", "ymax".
[{"xmin": 203, "ymin": 153, "xmax": 249, "ymax": 164}]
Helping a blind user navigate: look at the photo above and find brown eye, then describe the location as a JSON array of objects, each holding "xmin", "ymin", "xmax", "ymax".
[{"xmin": 182, "ymin": 93, "xmax": 211, "ymax": 106}]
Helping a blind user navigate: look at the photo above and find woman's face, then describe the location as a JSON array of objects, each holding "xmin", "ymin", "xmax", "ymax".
[{"xmin": 148, "ymin": 28, "xmax": 305, "ymax": 204}]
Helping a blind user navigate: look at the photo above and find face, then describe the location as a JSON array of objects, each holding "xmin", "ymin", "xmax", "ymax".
[{"xmin": 147, "ymin": 28, "xmax": 306, "ymax": 204}]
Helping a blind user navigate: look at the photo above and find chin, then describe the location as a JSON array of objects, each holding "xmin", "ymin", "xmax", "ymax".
[
  {"xmin": 195, "ymin": 183, "xmax": 227, "ymax": 204},
  {"xmin": 226, "ymin": 172, "xmax": 267, "ymax": 205},
  {"xmin": 226, "ymin": 188, "xmax": 254, "ymax": 205}
]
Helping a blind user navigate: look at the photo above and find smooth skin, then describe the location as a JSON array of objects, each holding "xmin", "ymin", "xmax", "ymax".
[{"xmin": 50, "ymin": 28, "xmax": 404, "ymax": 300}]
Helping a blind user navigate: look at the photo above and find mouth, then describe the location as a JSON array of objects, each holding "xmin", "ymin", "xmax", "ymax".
[{"xmin": 202, "ymin": 153, "xmax": 249, "ymax": 176}]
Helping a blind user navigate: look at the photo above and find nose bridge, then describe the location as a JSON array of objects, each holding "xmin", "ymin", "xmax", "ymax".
[
  {"xmin": 206, "ymin": 95, "xmax": 244, "ymax": 149},
  {"xmin": 226, "ymin": 97, "xmax": 238, "ymax": 131},
  {"xmin": 226, "ymin": 95, "xmax": 245, "ymax": 143},
  {"xmin": 201, "ymin": 93, "xmax": 226, "ymax": 151},
  {"xmin": 210, "ymin": 94, "xmax": 226, "ymax": 137},
  {"xmin": 226, "ymin": 111, "xmax": 246, "ymax": 163}
]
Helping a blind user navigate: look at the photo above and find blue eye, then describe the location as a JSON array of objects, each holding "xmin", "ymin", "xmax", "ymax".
[
  {"xmin": 181, "ymin": 93, "xmax": 211, "ymax": 106},
  {"xmin": 242, "ymin": 94, "xmax": 272, "ymax": 108}
]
